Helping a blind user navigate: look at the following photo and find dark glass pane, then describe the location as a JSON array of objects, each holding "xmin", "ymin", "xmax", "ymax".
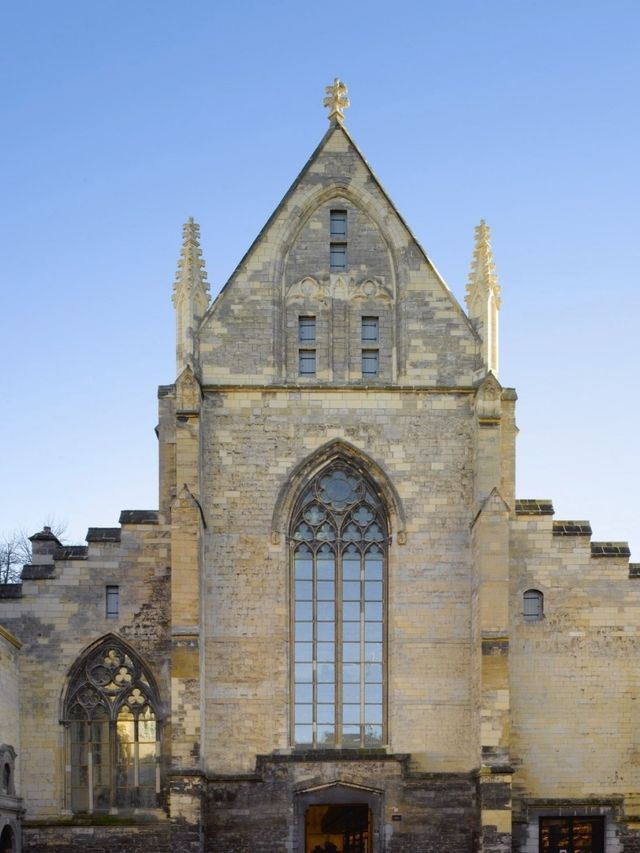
[
  {"xmin": 342, "ymin": 726, "xmax": 361, "ymax": 746},
  {"xmin": 317, "ymin": 724, "xmax": 335, "ymax": 746},
  {"xmin": 71, "ymin": 786, "xmax": 89, "ymax": 812},
  {"xmin": 138, "ymin": 785, "xmax": 156, "ymax": 807}
]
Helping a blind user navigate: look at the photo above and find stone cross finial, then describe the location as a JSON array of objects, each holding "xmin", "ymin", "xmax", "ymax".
[{"xmin": 324, "ymin": 78, "xmax": 350, "ymax": 124}]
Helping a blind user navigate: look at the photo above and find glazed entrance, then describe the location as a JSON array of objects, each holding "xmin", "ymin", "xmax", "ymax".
[{"xmin": 305, "ymin": 803, "xmax": 371, "ymax": 853}]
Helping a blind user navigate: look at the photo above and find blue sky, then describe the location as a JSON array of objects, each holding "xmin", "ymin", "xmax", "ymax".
[{"xmin": 1, "ymin": 0, "xmax": 638, "ymax": 557}]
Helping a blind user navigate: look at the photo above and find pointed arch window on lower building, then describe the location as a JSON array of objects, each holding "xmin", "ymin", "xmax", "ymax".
[
  {"xmin": 64, "ymin": 638, "xmax": 161, "ymax": 813},
  {"xmin": 291, "ymin": 463, "xmax": 387, "ymax": 749}
]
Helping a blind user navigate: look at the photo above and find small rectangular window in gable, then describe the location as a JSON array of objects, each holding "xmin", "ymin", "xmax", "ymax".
[
  {"xmin": 299, "ymin": 316, "xmax": 316, "ymax": 343},
  {"xmin": 362, "ymin": 350, "xmax": 379, "ymax": 377},
  {"xmin": 106, "ymin": 585, "xmax": 119, "ymax": 618},
  {"xmin": 330, "ymin": 209, "xmax": 347, "ymax": 237},
  {"xmin": 330, "ymin": 243, "xmax": 347, "ymax": 271},
  {"xmin": 362, "ymin": 316, "xmax": 379, "ymax": 342},
  {"xmin": 299, "ymin": 350, "xmax": 316, "ymax": 375}
]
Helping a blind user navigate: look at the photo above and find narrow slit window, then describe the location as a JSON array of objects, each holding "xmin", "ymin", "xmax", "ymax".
[
  {"xmin": 330, "ymin": 243, "xmax": 347, "ymax": 271},
  {"xmin": 330, "ymin": 209, "xmax": 347, "ymax": 237},
  {"xmin": 361, "ymin": 317, "xmax": 379, "ymax": 342},
  {"xmin": 523, "ymin": 589, "xmax": 543, "ymax": 621},
  {"xmin": 299, "ymin": 316, "xmax": 316, "ymax": 343},
  {"xmin": 362, "ymin": 350, "xmax": 379, "ymax": 378},
  {"xmin": 106, "ymin": 585, "xmax": 119, "ymax": 619},
  {"xmin": 299, "ymin": 350, "xmax": 316, "ymax": 376}
]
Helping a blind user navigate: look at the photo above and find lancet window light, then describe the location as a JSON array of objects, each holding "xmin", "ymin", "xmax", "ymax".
[
  {"xmin": 291, "ymin": 462, "xmax": 387, "ymax": 748},
  {"xmin": 64, "ymin": 638, "xmax": 160, "ymax": 813}
]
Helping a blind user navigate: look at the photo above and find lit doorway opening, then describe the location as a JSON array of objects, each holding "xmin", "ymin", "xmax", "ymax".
[{"xmin": 305, "ymin": 803, "xmax": 371, "ymax": 853}]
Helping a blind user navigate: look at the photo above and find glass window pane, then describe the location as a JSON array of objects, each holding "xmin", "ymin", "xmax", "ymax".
[
  {"xmin": 343, "ymin": 581, "xmax": 361, "ymax": 600},
  {"xmin": 342, "ymin": 621, "xmax": 360, "ymax": 642},
  {"xmin": 295, "ymin": 725, "xmax": 313, "ymax": 745},
  {"xmin": 317, "ymin": 683, "xmax": 335, "ymax": 703},
  {"xmin": 343, "ymin": 664, "xmax": 360, "ymax": 683},
  {"xmin": 295, "ymin": 622, "xmax": 313, "ymax": 642},
  {"xmin": 365, "ymin": 581, "xmax": 383, "ymax": 601},
  {"xmin": 365, "ymin": 622, "xmax": 382, "ymax": 642},
  {"xmin": 294, "ymin": 558, "xmax": 313, "ymax": 580},
  {"xmin": 365, "ymin": 704, "xmax": 383, "ymax": 724},
  {"xmin": 317, "ymin": 663, "xmax": 335, "ymax": 683},
  {"xmin": 316, "ymin": 622, "xmax": 335, "ymax": 642},
  {"xmin": 295, "ymin": 642, "xmax": 313, "ymax": 662},
  {"xmin": 295, "ymin": 704, "xmax": 313, "ymax": 724},
  {"xmin": 364, "ymin": 725, "xmax": 383, "ymax": 746},
  {"xmin": 317, "ymin": 725, "xmax": 335, "ymax": 746},
  {"xmin": 317, "ymin": 601, "xmax": 335, "ymax": 621},
  {"xmin": 342, "ymin": 704, "xmax": 360, "ymax": 725},
  {"xmin": 295, "ymin": 663, "xmax": 313, "ymax": 682},
  {"xmin": 295, "ymin": 580, "xmax": 313, "ymax": 600},
  {"xmin": 342, "ymin": 726, "xmax": 361, "ymax": 747},
  {"xmin": 316, "ymin": 581, "xmax": 335, "ymax": 600},
  {"xmin": 342, "ymin": 560, "xmax": 360, "ymax": 580},
  {"xmin": 365, "ymin": 683, "xmax": 383, "ymax": 703},
  {"xmin": 365, "ymin": 643, "xmax": 382, "ymax": 662},
  {"xmin": 361, "ymin": 317, "xmax": 379, "ymax": 342},
  {"xmin": 364, "ymin": 555, "xmax": 383, "ymax": 579},
  {"xmin": 342, "ymin": 683, "xmax": 360, "ymax": 703},
  {"xmin": 343, "ymin": 601, "xmax": 361, "ymax": 620},
  {"xmin": 343, "ymin": 642, "xmax": 361, "ymax": 662},
  {"xmin": 316, "ymin": 642, "xmax": 335, "ymax": 662},
  {"xmin": 295, "ymin": 683, "xmax": 313, "ymax": 703},
  {"xmin": 364, "ymin": 601, "xmax": 382, "ymax": 621},
  {"xmin": 317, "ymin": 704, "xmax": 335, "ymax": 724},
  {"xmin": 316, "ymin": 560, "xmax": 335, "ymax": 580},
  {"xmin": 295, "ymin": 601, "xmax": 313, "ymax": 621},
  {"xmin": 365, "ymin": 663, "xmax": 383, "ymax": 683}
]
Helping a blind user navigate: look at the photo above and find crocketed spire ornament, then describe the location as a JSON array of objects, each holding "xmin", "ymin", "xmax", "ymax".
[
  {"xmin": 172, "ymin": 217, "xmax": 210, "ymax": 307},
  {"xmin": 465, "ymin": 220, "xmax": 502, "ymax": 377},
  {"xmin": 172, "ymin": 217, "xmax": 210, "ymax": 375},
  {"xmin": 324, "ymin": 78, "xmax": 350, "ymax": 124}
]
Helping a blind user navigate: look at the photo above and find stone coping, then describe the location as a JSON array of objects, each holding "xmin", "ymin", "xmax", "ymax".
[
  {"xmin": 515, "ymin": 499, "xmax": 554, "ymax": 516},
  {"xmin": 591, "ymin": 542, "xmax": 631, "ymax": 558},
  {"xmin": 86, "ymin": 528, "xmax": 121, "ymax": 543},
  {"xmin": 118, "ymin": 510, "xmax": 159, "ymax": 525},
  {"xmin": 553, "ymin": 521, "xmax": 592, "ymax": 536}
]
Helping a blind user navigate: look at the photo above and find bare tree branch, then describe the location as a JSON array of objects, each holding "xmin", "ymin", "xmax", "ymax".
[{"xmin": 0, "ymin": 520, "xmax": 67, "ymax": 584}]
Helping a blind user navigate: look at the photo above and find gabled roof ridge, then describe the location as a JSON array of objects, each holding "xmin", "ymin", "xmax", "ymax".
[{"xmin": 201, "ymin": 123, "xmax": 477, "ymax": 339}]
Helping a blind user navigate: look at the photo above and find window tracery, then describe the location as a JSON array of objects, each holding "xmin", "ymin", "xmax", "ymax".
[
  {"xmin": 291, "ymin": 462, "xmax": 387, "ymax": 749},
  {"xmin": 64, "ymin": 637, "xmax": 160, "ymax": 813}
]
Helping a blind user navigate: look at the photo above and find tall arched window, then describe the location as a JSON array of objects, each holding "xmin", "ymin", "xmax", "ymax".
[
  {"xmin": 291, "ymin": 462, "xmax": 387, "ymax": 748},
  {"xmin": 64, "ymin": 637, "xmax": 161, "ymax": 813}
]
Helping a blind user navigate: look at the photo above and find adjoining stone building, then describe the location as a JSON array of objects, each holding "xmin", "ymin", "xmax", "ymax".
[{"xmin": 0, "ymin": 81, "xmax": 638, "ymax": 853}]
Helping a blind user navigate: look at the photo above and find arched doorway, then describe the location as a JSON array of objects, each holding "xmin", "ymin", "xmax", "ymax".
[
  {"xmin": 0, "ymin": 825, "xmax": 15, "ymax": 853},
  {"xmin": 295, "ymin": 781, "xmax": 382, "ymax": 853}
]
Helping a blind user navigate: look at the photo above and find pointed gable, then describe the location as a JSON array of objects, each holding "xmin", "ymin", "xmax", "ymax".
[{"xmin": 197, "ymin": 116, "xmax": 479, "ymax": 387}]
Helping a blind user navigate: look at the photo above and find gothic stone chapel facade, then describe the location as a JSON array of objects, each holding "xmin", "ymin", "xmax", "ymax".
[{"xmin": 1, "ymin": 82, "xmax": 639, "ymax": 853}]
